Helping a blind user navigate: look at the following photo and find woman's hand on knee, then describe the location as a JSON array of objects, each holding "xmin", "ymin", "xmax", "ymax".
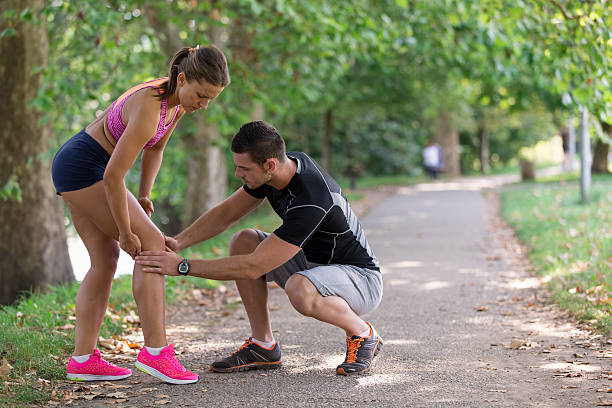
[
  {"xmin": 138, "ymin": 197, "xmax": 154, "ymax": 217},
  {"xmin": 119, "ymin": 231, "xmax": 141, "ymax": 259},
  {"xmin": 164, "ymin": 235, "xmax": 179, "ymax": 252}
]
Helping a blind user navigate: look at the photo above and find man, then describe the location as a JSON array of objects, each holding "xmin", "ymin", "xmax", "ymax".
[
  {"xmin": 423, "ymin": 141, "xmax": 444, "ymax": 179},
  {"xmin": 136, "ymin": 121, "xmax": 383, "ymax": 376}
]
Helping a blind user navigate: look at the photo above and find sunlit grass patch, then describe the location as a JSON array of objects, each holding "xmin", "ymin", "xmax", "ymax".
[{"xmin": 500, "ymin": 175, "xmax": 612, "ymax": 335}]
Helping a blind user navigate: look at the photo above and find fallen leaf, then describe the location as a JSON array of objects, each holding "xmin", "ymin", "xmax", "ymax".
[
  {"xmin": 562, "ymin": 385, "xmax": 578, "ymax": 389},
  {"xmin": 101, "ymin": 383, "xmax": 132, "ymax": 389},
  {"xmin": 155, "ymin": 394, "xmax": 170, "ymax": 398},
  {"xmin": 510, "ymin": 339, "xmax": 526, "ymax": 349},
  {"xmin": 598, "ymin": 388, "xmax": 612, "ymax": 393},
  {"xmin": 476, "ymin": 305, "xmax": 490, "ymax": 312},
  {"xmin": 155, "ymin": 400, "xmax": 171, "ymax": 405},
  {"xmin": 0, "ymin": 357, "xmax": 13, "ymax": 377},
  {"xmin": 55, "ymin": 323, "xmax": 75, "ymax": 330},
  {"xmin": 83, "ymin": 394, "xmax": 101, "ymax": 401},
  {"xmin": 106, "ymin": 392, "xmax": 128, "ymax": 399},
  {"xmin": 596, "ymin": 400, "xmax": 612, "ymax": 406}
]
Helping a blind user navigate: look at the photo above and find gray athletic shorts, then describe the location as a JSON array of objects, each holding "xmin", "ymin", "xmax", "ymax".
[{"xmin": 255, "ymin": 230, "xmax": 383, "ymax": 316}]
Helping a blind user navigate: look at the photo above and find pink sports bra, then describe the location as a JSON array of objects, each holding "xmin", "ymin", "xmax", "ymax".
[{"xmin": 106, "ymin": 78, "xmax": 181, "ymax": 149}]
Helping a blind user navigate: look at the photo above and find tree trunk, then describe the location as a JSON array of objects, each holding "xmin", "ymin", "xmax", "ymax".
[
  {"xmin": 479, "ymin": 126, "xmax": 490, "ymax": 174},
  {"xmin": 251, "ymin": 101, "xmax": 265, "ymax": 121},
  {"xmin": 0, "ymin": 0, "xmax": 73, "ymax": 305},
  {"xmin": 323, "ymin": 109, "xmax": 333, "ymax": 172},
  {"xmin": 435, "ymin": 112, "xmax": 460, "ymax": 176},
  {"xmin": 146, "ymin": 6, "xmax": 228, "ymax": 228},
  {"xmin": 299, "ymin": 120, "xmax": 309, "ymax": 152},
  {"xmin": 182, "ymin": 117, "xmax": 227, "ymax": 227},
  {"xmin": 592, "ymin": 122, "xmax": 611, "ymax": 174}
]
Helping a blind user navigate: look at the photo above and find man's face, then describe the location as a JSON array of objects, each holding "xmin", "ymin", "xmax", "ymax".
[{"xmin": 233, "ymin": 152, "xmax": 272, "ymax": 189}]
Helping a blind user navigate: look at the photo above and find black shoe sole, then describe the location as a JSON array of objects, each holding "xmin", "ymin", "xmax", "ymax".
[
  {"xmin": 210, "ymin": 361, "xmax": 282, "ymax": 373},
  {"xmin": 337, "ymin": 337, "xmax": 383, "ymax": 376}
]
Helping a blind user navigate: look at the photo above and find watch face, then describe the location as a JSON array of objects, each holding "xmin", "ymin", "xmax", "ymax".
[{"xmin": 178, "ymin": 260, "xmax": 189, "ymax": 275}]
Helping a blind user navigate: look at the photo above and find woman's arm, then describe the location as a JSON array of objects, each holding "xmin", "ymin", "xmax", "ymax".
[
  {"xmin": 137, "ymin": 109, "xmax": 185, "ymax": 216},
  {"xmin": 104, "ymin": 98, "xmax": 160, "ymax": 257}
]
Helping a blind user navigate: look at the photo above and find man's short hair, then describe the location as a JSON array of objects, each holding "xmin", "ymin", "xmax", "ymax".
[{"xmin": 231, "ymin": 121, "xmax": 286, "ymax": 164}]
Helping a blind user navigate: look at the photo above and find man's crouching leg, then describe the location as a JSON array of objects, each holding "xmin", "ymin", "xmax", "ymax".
[
  {"xmin": 209, "ymin": 229, "xmax": 282, "ymax": 373},
  {"xmin": 284, "ymin": 274, "xmax": 382, "ymax": 375}
]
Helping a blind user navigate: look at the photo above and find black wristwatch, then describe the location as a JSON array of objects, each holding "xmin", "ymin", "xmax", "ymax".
[{"xmin": 177, "ymin": 258, "xmax": 190, "ymax": 276}]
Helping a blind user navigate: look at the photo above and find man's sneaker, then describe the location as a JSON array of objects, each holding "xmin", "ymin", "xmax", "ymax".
[
  {"xmin": 210, "ymin": 338, "xmax": 282, "ymax": 373},
  {"xmin": 336, "ymin": 322, "xmax": 383, "ymax": 375},
  {"xmin": 66, "ymin": 349, "xmax": 132, "ymax": 381},
  {"xmin": 135, "ymin": 344, "xmax": 198, "ymax": 384}
]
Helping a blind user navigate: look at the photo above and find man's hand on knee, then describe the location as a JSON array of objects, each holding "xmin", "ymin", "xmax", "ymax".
[{"xmin": 136, "ymin": 250, "xmax": 181, "ymax": 276}]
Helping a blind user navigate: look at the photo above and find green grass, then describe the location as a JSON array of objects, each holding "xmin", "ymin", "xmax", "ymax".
[
  {"xmin": 0, "ymin": 205, "xmax": 281, "ymax": 407},
  {"xmin": 500, "ymin": 174, "xmax": 612, "ymax": 335},
  {"xmin": 464, "ymin": 160, "xmax": 563, "ymax": 177}
]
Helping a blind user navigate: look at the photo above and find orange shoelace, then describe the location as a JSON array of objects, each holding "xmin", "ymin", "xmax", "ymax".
[
  {"xmin": 230, "ymin": 338, "xmax": 254, "ymax": 357},
  {"xmin": 345, "ymin": 337, "xmax": 365, "ymax": 363}
]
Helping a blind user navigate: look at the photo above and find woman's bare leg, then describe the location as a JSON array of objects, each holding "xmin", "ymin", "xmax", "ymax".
[
  {"xmin": 67, "ymin": 202, "xmax": 119, "ymax": 355},
  {"xmin": 63, "ymin": 181, "xmax": 167, "ymax": 349}
]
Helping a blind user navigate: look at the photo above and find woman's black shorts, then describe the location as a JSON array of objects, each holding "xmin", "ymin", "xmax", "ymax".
[{"xmin": 52, "ymin": 129, "xmax": 110, "ymax": 195}]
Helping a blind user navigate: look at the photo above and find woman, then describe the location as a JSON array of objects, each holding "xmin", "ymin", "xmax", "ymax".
[{"xmin": 52, "ymin": 45, "xmax": 229, "ymax": 384}]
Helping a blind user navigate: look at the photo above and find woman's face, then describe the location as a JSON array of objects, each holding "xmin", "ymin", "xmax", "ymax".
[{"xmin": 177, "ymin": 73, "xmax": 224, "ymax": 113}]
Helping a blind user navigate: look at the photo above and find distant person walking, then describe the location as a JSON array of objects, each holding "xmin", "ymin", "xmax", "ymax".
[
  {"xmin": 136, "ymin": 121, "xmax": 384, "ymax": 376},
  {"xmin": 423, "ymin": 141, "xmax": 444, "ymax": 179},
  {"xmin": 52, "ymin": 45, "xmax": 229, "ymax": 384}
]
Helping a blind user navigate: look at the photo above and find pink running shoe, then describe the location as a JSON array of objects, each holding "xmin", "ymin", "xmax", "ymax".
[
  {"xmin": 66, "ymin": 349, "xmax": 132, "ymax": 381},
  {"xmin": 135, "ymin": 344, "xmax": 198, "ymax": 384}
]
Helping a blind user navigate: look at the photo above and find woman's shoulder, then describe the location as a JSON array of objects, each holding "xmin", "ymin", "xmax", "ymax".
[{"xmin": 123, "ymin": 88, "xmax": 163, "ymax": 117}]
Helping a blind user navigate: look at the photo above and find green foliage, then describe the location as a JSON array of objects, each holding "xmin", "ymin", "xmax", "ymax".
[
  {"xmin": 5, "ymin": 0, "xmax": 611, "ymax": 250},
  {"xmin": 500, "ymin": 175, "xmax": 612, "ymax": 334},
  {"xmin": 0, "ymin": 173, "xmax": 22, "ymax": 202},
  {"xmin": 25, "ymin": 0, "xmax": 611, "ymax": 214}
]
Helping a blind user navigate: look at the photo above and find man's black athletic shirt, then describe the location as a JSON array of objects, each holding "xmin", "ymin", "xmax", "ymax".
[{"xmin": 243, "ymin": 152, "xmax": 379, "ymax": 271}]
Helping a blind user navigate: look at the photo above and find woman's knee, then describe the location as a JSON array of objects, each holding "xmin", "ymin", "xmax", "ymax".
[
  {"xmin": 139, "ymin": 228, "xmax": 165, "ymax": 251},
  {"xmin": 229, "ymin": 229, "xmax": 260, "ymax": 256},
  {"xmin": 90, "ymin": 241, "xmax": 120, "ymax": 273}
]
